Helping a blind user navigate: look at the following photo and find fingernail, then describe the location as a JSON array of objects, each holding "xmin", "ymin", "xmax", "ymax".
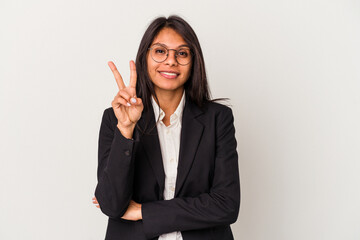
[
  {"xmin": 127, "ymin": 102, "xmax": 131, "ymax": 107},
  {"xmin": 130, "ymin": 98, "xmax": 136, "ymax": 104}
]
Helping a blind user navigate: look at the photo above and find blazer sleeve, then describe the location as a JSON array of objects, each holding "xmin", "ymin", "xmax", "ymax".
[
  {"xmin": 94, "ymin": 108, "xmax": 136, "ymax": 219},
  {"xmin": 141, "ymin": 106, "xmax": 240, "ymax": 238}
]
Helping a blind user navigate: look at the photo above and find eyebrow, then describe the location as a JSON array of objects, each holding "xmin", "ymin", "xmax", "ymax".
[{"xmin": 152, "ymin": 42, "xmax": 190, "ymax": 48}]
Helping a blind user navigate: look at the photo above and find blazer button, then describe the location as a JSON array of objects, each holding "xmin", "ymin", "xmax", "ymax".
[{"xmin": 124, "ymin": 150, "xmax": 131, "ymax": 156}]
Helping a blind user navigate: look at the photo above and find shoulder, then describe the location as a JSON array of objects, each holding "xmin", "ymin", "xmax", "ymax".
[
  {"xmin": 101, "ymin": 107, "xmax": 118, "ymax": 128},
  {"xmin": 103, "ymin": 107, "xmax": 116, "ymax": 119},
  {"xmin": 201, "ymin": 101, "xmax": 234, "ymax": 118},
  {"xmin": 194, "ymin": 101, "xmax": 236, "ymax": 142},
  {"xmin": 188, "ymin": 100, "xmax": 235, "ymax": 129}
]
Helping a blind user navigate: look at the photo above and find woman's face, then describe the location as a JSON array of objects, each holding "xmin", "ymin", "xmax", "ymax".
[{"xmin": 147, "ymin": 27, "xmax": 192, "ymax": 96}]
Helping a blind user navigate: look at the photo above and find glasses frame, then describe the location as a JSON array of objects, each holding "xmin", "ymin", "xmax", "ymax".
[{"xmin": 148, "ymin": 44, "xmax": 193, "ymax": 66}]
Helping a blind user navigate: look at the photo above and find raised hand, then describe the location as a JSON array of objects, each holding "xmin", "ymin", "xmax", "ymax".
[{"xmin": 109, "ymin": 60, "xmax": 143, "ymax": 139}]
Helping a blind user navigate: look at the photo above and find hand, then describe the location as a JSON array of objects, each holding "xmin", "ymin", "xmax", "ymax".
[
  {"xmin": 109, "ymin": 60, "xmax": 144, "ymax": 139},
  {"xmin": 92, "ymin": 197, "xmax": 100, "ymax": 208},
  {"xmin": 121, "ymin": 200, "xmax": 142, "ymax": 221}
]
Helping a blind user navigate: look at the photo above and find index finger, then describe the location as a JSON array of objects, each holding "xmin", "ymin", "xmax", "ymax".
[
  {"xmin": 108, "ymin": 61, "xmax": 126, "ymax": 90},
  {"xmin": 129, "ymin": 60, "xmax": 137, "ymax": 89}
]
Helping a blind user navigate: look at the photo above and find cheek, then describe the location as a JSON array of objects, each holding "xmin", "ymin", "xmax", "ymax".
[
  {"xmin": 149, "ymin": 65, "xmax": 158, "ymax": 79},
  {"xmin": 146, "ymin": 62, "xmax": 155, "ymax": 77}
]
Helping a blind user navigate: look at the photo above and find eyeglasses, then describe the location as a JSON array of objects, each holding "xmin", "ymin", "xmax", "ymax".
[{"xmin": 148, "ymin": 44, "xmax": 192, "ymax": 66}]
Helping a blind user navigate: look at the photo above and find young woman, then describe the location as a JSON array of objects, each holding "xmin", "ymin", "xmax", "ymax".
[{"xmin": 93, "ymin": 15, "xmax": 240, "ymax": 240}]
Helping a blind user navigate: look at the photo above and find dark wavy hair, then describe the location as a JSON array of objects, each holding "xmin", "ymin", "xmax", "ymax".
[{"xmin": 135, "ymin": 15, "xmax": 211, "ymax": 111}]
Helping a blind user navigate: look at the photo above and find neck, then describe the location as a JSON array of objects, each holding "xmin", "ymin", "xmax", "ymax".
[{"xmin": 154, "ymin": 87, "xmax": 184, "ymax": 125}]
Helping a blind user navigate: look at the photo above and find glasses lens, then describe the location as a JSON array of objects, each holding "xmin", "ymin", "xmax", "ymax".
[
  {"xmin": 149, "ymin": 45, "xmax": 192, "ymax": 65},
  {"xmin": 151, "ymin": 45, "xmax": 167, "ymax": 63},
  {"xmin": 176, "ymin": 48, "xmax": 192, "ymax": 65}
]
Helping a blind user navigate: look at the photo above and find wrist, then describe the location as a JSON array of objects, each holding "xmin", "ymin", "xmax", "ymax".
[{"xmin": 117, "ymin": 123, "xmax": 135, "ymax": 139}]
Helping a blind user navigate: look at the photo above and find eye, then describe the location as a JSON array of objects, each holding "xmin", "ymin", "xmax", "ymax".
[
  {"xmin": 153, "ymin": 46, "xmax": 167, "ymax": 55},
  {"xmin": 177, "ymin": 49, "xmax": 190, "ymax": 58}
]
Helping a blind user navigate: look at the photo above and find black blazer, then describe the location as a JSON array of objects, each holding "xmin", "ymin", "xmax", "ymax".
[{"xmin": 95, "ymin": 97, "xmax": 240, "ymax": 240}]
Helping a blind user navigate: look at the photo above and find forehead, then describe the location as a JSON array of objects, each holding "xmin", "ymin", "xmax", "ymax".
[{"xmin": 151, "ymin": 28, "xmax": 187, "ymax": 48}]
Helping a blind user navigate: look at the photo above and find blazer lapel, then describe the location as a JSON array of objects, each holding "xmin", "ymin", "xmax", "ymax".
[
  {"xmin": 175, "ymin": 100, "xmax": 204, "ymax": 196},
  {"xmin": 138, "ymin": 108, "xmax": 165, "ymax": 198}
]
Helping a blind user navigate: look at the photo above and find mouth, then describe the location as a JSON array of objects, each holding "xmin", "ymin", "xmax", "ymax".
[{"xmin": 158, "ymin": 71, "xmax": 180, "ymax": 79}]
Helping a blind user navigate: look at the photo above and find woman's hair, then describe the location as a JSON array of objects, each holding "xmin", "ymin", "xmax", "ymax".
[{"xmin": 135, "ymin": 15, "xmax": 211, "ymax": 111}]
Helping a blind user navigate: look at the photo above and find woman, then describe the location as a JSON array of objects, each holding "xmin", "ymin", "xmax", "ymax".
[{"xmin": 93, "ymin": 15, "xmax": 240, "ymax": 240}]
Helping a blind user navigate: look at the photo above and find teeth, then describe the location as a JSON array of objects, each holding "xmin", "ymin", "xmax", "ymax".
[{"xmin": 161, "ymin": 72, "xmax": 177, "ymax": 76}]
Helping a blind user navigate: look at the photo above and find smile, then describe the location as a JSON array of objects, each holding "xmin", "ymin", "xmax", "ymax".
[{"xmin": 159, "ymin": 71, "xmax": 179, "ymax": 79}]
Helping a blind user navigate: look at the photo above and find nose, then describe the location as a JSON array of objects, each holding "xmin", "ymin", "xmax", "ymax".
[{"xmin": 164, "ymin": 49, "xmax": 178, "ymax": 66}]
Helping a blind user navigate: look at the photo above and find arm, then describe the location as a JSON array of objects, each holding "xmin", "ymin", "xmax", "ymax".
[
  {"xmin": 141, "ymin": 107, "xmax": 240, "ymax": 238},
  {"xmin": 94, "ymin": 108, "xmax": 136, "ymax": 219},
  {"xmin": 94, "ymin": 61, "xmax": 143, "ymax": 219}
]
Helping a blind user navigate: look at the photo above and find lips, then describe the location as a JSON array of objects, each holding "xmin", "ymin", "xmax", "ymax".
[{"xmin": 159, "ymin": 71, "xmax": 179, "ymax": 79}]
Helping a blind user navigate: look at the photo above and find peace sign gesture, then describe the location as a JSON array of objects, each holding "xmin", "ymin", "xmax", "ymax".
[{"xmin": 109, "ymin": 60, "xmax": 143, "ymax": 139}]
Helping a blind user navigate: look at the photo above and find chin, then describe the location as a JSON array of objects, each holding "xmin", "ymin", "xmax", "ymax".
[
  {"xmin": 157, "ymin": 86, "xmax": 183, "ymax": 92},
  {"xmin": 153, "ymin": 82, "xmax": 184, "ymax": 93},
  {"xmin": 152, "ymin": 78, "xmax": 185, "ymax": 91}
]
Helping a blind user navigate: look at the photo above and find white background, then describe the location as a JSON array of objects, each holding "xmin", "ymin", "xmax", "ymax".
[{"xmin": 0, "ymin": 0, "xmax": 359, "ymax": 239}]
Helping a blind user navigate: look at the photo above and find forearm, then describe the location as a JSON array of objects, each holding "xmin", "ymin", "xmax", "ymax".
[
  {"xmin": 95, "ymin": 126, "xmax": 136, "ymax": 219},
  {"xmin": 141, "ymin": 187, "xmax": 240, "ymax": 238}
]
